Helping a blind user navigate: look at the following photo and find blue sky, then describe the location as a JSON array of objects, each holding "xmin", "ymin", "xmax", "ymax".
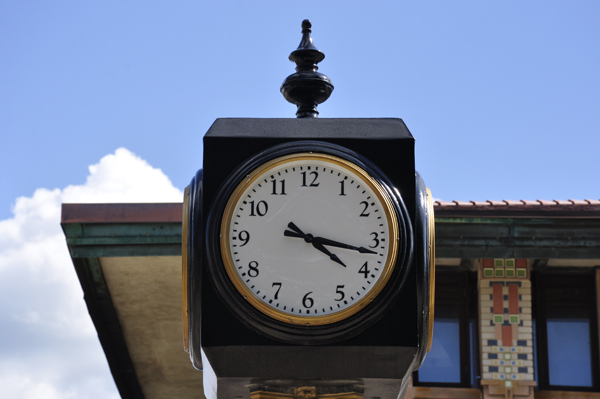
[
  {"xmin": 1, "ymin": 1, "xmax": 599, "ymax": 398},
  {"xmin": 2, "ymin": 1, "xmax": 600, "ymax": 221}
]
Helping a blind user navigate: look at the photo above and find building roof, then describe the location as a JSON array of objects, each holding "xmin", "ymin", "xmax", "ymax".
[
  {"xmin": 60, "ymin": 201, "xmax": 600, "ymax": 399},
  {"xmin": 434, "ymin": 199, "xmax": 600, "ymax": 218},
  {"xmin": 61, "ymin": 199, "xmax": 600, "ymax": 224},
  {"xmin": 436, "ymin": 199, "xmax": 600, "ymax": 206}
]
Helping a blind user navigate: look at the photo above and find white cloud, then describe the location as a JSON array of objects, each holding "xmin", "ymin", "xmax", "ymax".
[
  {"xmin": 0, "ymin": 373, "xmax": 73, "ymax": 399},
  {"xmin": 0, "ymin": 148, "xmax": 183, "ymax": 399},
  {"xmin": 63, "ymin": 147, "xmax": 182, "ymax": 204}
]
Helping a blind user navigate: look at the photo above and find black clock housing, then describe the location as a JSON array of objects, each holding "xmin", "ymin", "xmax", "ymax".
[{"xmin": 187, "ymin": 118, "xmax": 427, "ymax": 399}]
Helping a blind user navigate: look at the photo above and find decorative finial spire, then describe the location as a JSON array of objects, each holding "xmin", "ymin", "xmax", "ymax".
[{"xmin": 281, "ymin": 19, "xmax": 334, "ymax": 118}]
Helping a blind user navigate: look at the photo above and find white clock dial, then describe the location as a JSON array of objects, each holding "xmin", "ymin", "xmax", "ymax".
[{"xmin": 220, "ymin": 153, "xmax": 398, "ymax": 325}]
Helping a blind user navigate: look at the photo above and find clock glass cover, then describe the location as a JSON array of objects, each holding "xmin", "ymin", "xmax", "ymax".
[{"xmin": 220, "ymin": 153, "xmax": 399, "ymax": 325}]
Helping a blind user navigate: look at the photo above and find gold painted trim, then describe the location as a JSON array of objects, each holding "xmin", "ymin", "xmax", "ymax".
[
  {"xmin": 182, "ymin": 185, "xmax": 190, "ymax": 353},
  {"xmin": 413, "ymin": 387, "xmax": 481, "ymax": 399},
  {"xmin": 250, "ymin": 392, "xmax": 294, "ymax": 399},
  {"xmin": 426, "ymin": 187, "xmax": 436, "ymax": 353},
  {"xmin": 318, "ymin": 393, "xmax": 364, "ymax": 399},
  {"xmin": 220, "ymin": 153, "xmax": 399, "ymax": 326},
  {"xmin": 295, "ymin": 387, "xmax": 317, "ymax": 399},
  {"xmin": 250, "ymin": 391, "xmax": 364, "ymax": 399},
  {"xmin": 536, "ymin": 390, "xmax": 599, "ymax": 399}
]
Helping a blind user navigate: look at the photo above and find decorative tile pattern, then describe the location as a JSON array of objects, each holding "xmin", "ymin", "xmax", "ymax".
[
  {"xmin": 480, "ymin": 259, "xmax": 535, "ymax": 398},
  {"xmin": 485, "ymin": 258, "xmax": 529, "ymax": 280}
]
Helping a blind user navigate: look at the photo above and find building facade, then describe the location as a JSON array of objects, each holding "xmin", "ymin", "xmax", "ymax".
[{"xmin": 61, "ymin": 199, "xmax": 600, "ymax": 399}]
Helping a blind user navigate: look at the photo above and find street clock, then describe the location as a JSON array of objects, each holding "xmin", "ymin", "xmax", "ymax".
[{"xmin": 183, "ymin": 20, "xmax": 435, "ymax": 399}]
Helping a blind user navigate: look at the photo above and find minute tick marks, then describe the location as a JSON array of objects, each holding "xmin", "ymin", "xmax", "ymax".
[{"xmin": 221, "ymin": 154, "xmax": 397, "ymax": 325}]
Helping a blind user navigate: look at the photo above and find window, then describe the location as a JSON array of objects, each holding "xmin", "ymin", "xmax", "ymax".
[
  {"xmin": 414, "ymin": 271, "xmax": 479, "ymax": 387},
  {"xmin": 534, "ymin": 271, "xmax": 599, "ymax": 391}
]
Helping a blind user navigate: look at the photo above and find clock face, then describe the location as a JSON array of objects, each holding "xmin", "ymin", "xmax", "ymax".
[{"xmin": 220, "ymin": 153, "xmax": 398, "ymax": 325}]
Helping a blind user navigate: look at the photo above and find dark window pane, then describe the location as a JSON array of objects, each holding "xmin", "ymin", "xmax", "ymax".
[
  {"xmin": 533, "ymin": 319, "xmax": 538, "ymax": 384},
  {"xmin": 547, "ymin": 307, "xmax": 593, "ymax": 387},
  {"xmin": 470, "ymin": 318, "xmax": 478, "ymax": 387},
  {"xmin": 418, "ymin": 305, "xmax": 461, "ymax": 383}
]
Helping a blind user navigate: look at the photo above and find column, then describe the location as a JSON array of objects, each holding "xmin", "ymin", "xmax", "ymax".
[{"xmin": 479, "ymin": 258, "xmax": 536, "ymax": 399}]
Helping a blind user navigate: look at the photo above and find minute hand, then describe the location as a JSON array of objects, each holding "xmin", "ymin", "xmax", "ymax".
[{"xmin": 313, "ymin": 237, "xmax": 377, "ymax": 254}]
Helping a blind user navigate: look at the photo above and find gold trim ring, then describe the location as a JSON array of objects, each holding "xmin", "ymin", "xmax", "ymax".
[{"xmin": 219, "ymin": 153, "xmax": 399, "ymax": 326}]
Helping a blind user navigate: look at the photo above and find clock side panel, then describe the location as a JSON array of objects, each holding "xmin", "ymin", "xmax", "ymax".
[{"xmin": 200, "ymin": 126, "xmax": 416, "ymax": 348}]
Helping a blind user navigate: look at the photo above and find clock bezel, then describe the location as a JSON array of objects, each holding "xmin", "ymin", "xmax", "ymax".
[
  {"xmin": 204, "ymin": 141, "xmax": 414, "ymax": 344},
  {"xmin": 219, "ymin": 152, "xmax": 400, "ymax": 326}
]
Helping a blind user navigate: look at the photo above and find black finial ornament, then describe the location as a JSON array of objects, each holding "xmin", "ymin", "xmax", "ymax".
[{"xmin": 281, "ymin": 20, "xmax": 334, "ymax": 118}]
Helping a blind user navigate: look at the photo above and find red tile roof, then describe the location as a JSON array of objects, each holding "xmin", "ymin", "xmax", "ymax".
[
  {"xmin": 60, "ymin": 200, "xmax": 600, "ymax": 224},
  {"xmin": 61, "ymin": 203, "xmax": 183, "ymax": 223},
  {"xmin": 434, "ymin": 199, "xmax": 600, "ymax": 218},
  {"xmin": 435, "ymin": 199, "xmax": 600, "ymax": 206}
]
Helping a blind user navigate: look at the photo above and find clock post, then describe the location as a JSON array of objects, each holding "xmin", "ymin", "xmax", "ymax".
[{"xmin": 183, "ymin": 20, "xmax": 435, "ymax": 399}]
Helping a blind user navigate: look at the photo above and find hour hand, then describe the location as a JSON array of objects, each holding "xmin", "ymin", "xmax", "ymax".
[
  {"xmin": 313, "ymin": 236, "xmax": 377, "ymax": 254},
  {"xmin": 284, "ymin": 229, "xmax": 304, "ymax": 239},
  {"xmin": 284, "ymin": 222, "xmax": 306, "ymax": 239},
  {"xmin": 284, "ymin": 222, "xmax": 346, "ymax": 267}
]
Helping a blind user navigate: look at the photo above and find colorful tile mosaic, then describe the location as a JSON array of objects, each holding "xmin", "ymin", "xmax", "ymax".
[
  {"xmin": 480, "ymin": 259, "xmax": 535, "ymax": 398},
  {"xmin": 482, "ymin": 258, "xmax": 529, "ymax": 281}
]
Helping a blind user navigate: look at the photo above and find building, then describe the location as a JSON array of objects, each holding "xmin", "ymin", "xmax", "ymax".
[{"xmin": 61, "ymin": 199, "xmax": 600, "ymax": 399}]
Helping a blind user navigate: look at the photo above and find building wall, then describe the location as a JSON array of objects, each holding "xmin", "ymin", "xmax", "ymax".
[{"xmin": 409, "ymin": 260, "xmax": 600, "ymax": 399}]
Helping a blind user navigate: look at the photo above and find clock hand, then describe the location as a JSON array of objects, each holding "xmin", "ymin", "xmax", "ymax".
[
  {"xmin": 311, "ymin": 241, "xmax": 347, "ymax": 267},
  {"xmin": 313, "ymin": 236, "xmax": 377, "ymax": 254},
  {"xmin": 286, "ymin": 222, "xmax": 305, "ymax": 236},
  {"xmin": 284, "ymin": 222, "xmax": 305, "ymax": 239},
  {"xmin": 284, "ymin": 222, "xmax": 346, "ymax": 267},
  {"xmin": 284, "ymin": 229, "xmax": 304, "ymax": 239},
  {"xmin": 285, "ymin": 222, "xmax": 377, "ymax": 255}
]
